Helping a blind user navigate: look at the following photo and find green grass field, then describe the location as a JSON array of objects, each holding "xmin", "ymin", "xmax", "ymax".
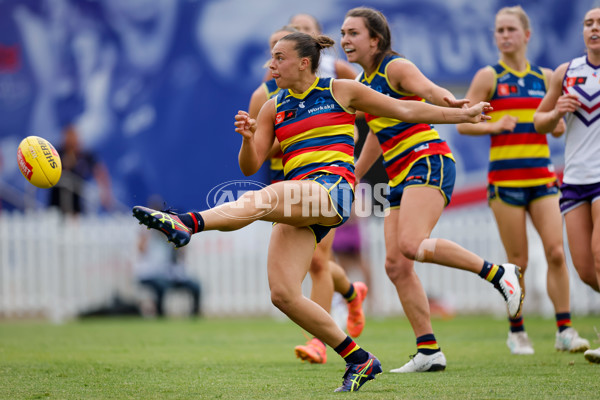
[{"xmin": 1, "ymin": 315, "xmax": 598, "ymax": 399}]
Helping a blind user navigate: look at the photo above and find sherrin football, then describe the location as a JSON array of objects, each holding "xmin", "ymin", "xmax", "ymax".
[{"xmin": 17, "ymin": 136, "xmax": 62, "ymax": 188}]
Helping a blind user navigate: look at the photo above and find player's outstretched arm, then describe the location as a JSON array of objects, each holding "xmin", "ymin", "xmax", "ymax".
[{"xmin": 333, "ymin": 79, "xmax": 491, "ymax": 125}]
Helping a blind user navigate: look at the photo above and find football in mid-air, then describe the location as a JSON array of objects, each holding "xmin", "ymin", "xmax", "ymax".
[{"xmin": 17, "ymin": 136, "xmax": 62, "ymax": 189}]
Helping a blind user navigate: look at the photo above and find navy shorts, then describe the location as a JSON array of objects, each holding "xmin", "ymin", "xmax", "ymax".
[
  {"xmin": 488, "ymin": 181, "xmax": 559, "ymax": 207},
  {"xmin": 387, "ymin": 155, "xmax": 455, "ymax": 208},
  {"xmin": 303, "ymin": 173, "xmax": 354, "ymax": 243},
  {"xmin": 559, "ymin": 181, "xmax": 600, "ymax": 214}
]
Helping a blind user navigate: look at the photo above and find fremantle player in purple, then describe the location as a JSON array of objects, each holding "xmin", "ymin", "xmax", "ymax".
[{"xmin": 534, "ymin": 6, "xmax": 600, "ymax": 364}]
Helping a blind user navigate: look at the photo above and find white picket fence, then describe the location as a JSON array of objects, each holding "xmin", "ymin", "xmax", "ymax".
[{"xmin": 1, "ymin": 206, "xmax": 598, "ymax": 322}]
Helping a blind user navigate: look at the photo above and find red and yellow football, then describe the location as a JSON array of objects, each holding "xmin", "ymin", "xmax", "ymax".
[{"xmin": 17, "ymin": 136, "xmax": 62, "ymax": 189}]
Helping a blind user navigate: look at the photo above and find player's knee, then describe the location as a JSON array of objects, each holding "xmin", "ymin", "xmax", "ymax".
[
  {"xmin": 506, "ymin": 251, "xmax": 527, "ymax": 271},
  {"xmin": 545, "ymin": 244, "xmax": 565, "ymax": 269},
  {"xmin": 309, "ymin": 253, "xmax": 329, "ymax": 274},
  {"xmin": 576, "ymin": 268, "xmax": 600, "ymax": 292},
  {"xmin": 397, "ymin": 237, "xmax": 416, "ymax": 260},
  {"xmin": 270, "ymin": 280, "xmax": 302, "ymax": 312},
  {"xmin": 270, "ymin": 286, "xmax": 293, "ymax": 312},
  {"xmin": 384, "ymin": 256, "xmax": 413, "ymax": 282},
  {"xmin": 397, "ymin": 230, "xmax": 430, "ymax": 260}
]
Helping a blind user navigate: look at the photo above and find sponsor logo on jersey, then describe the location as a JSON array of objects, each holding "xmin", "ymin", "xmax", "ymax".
[
  {"xmin": 498, "ymin": 83, "xmax": 519, "ymax": 96},
  {"xmin": 566, "ymin": 76, "xmax": 587, "ymax": 87},
  {"xmin": 307, "ymin": 104, "xmax": 335, "ymax": 115},
  {"xmin": 527, "ymin": 89, "xmax": 545, "ymax": 97},
  {"xmin": 275, "ymin": 109, "xmax": 297, "ymax": 124}
]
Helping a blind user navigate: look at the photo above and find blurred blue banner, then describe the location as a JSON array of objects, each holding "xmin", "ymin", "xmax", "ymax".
[{"xmin": 0, "ymin": 0, "xmax": 594, "ymax": 211}]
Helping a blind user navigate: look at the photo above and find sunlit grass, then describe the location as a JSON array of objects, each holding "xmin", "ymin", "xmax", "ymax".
[{"xmin": 0, "ymin": 315, "xmax": 598, "ymax": 399}]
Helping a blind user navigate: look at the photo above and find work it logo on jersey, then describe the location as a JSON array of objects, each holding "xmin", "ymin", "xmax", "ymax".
[
  {"xmin": 307, "ymin": 96, "xmax": 335, "ymax": 115},
  {"xmin": 275, "ymin": 109, "xmax": 297, "ymax": 124},
  {"xmin": 497, "ymin": 83, "xmax": 519, "ymax": 96},
  {"xmin": 565, "ymin": 76, "xmax": 587, "ymax": 87},
  {"xmin": 528, "ymin": 81, "xmax": 545, "ymax": 97}
]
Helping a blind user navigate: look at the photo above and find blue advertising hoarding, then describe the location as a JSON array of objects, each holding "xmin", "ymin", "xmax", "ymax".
[{"xmin": 0, "ymin": 0, "xmax": 595, "ymax": 212}]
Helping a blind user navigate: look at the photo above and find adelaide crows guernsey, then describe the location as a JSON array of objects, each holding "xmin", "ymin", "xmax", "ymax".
[
  {"xmin": 262, "ymin": 79, "xmax": 284, "ymax": 183},
  {"xmin": 358, "ymin": 54, "xmax": 453, "ymax": 188},
  {"xmin": 562, "ymin": 55, "xmax": 600, "ymax": 184},
  {"xmin": 274, "ymin": 77, "xmax": 356, "ymax": 185},
  {"xmin": 487, "ymin": 61, "xmax": 556, "ymax": 187}
]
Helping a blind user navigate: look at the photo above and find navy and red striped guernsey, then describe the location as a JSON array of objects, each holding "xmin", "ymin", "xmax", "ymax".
[
  {"xmin": 358, "ymin": 54, "xmax": 454, "ymax": 188},
  {"xmin": 274, "ymin": 77, "xmax": 356, "ymax": 185},
  {"xmin": 486, "ymin": 60, "xmax": 556, "ymax": 187},
  {"xmin": 263, "ymin": 78, "xmax": 284, "ymax": 183}
]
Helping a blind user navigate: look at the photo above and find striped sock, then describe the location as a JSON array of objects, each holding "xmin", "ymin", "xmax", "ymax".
[
  {"xmin": 334, "ymin": 336, "xmax": 369, "ymax": 364},
  {"xmin": 509, "ymin": 316, "xmax": 525, "ymax": 333},
  {"xmin": 416, "ymin": 334, "xmax": 441, "ymax": 355},
  {"xmin": 479, "ymin": 261, "xmax": 504, "ymax": 286},
  {"xmin": 556, "ymin": 312, "xmax": 572, "ymax": 332},
  {"xmin": 343, "ymin": 284, "xmax": 357, "ymax": 302},
  {"xmin": 177, "ymin": 212, "xmax": 204, "ymax": 233}
]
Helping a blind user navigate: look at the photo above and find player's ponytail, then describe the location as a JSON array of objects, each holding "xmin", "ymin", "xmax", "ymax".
[
  {"xmin": 314, "ymin": 35, "xmax": 335, "ymax": 51},
  {"xmin": 280, "ymin": 32, "xmax": 335, "ymax": 73}
]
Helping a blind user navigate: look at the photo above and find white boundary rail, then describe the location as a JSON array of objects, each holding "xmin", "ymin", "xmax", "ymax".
[{"xmin": 1, "ymin": 207, "xmax": 598, "ymax": 321}]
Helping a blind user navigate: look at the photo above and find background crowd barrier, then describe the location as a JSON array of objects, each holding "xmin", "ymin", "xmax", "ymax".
[{"xmin": 2, "ymin": 207, "xmax": 598, "ymax": 322}]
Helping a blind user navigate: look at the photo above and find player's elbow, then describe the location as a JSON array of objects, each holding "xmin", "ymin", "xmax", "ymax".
[
  {"xmin": 239, "ymin": 165, "xmax": 258, "ymax": 177},
  {"xmin": 239, "ymin": 160, "xmax": 260, "ymax": 176},
  {"xmin": 398, "ymin": 107, "xmax": 418, "ymax": 123}
]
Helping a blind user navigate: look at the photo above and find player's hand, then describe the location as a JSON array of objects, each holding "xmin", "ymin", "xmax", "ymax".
[
  {"xmin": 491, "ymin": 115, "xmax": 518, "ymax": 134},
  {"xmin": 234, "ymin": 110, "xmax": 257, "ymax": 139},
  {"xmin": 466, "ymin": 102, "xmax": 493, "ymax": 123},
  {"xmin": 443, "ymin": 96, "xmax": 470, "ymax": 109},
  {"xmin": 555, "ymin": 94, "xmax": 581, "ymax": 117}
]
